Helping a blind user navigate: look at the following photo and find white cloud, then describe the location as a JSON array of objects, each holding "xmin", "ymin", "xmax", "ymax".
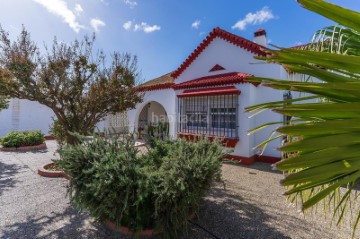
[
  {"xmin": 124, "ymin": 0, "xmax": 137, "ymax": 8},
  {"xmin": 90, "ymin": 18, "xmax": 106, "ymax": 32},
  {"xmin": 124, "ymin": 21, "xmax": 161, "ymax": 33},
  {"xmin": 232, "ymin": 6, "xmax": 274, "ymax": 31},
  {"xmin": 191, "ymin": 20, "xmax": 201, "ymax": 29},
  {"xmin": 33, "ymin": 0, "xmax": 84, "ymax": 33},
  {"xmin": 123, "ymin": 21, "xmax": 132, "ymax": 30},
  {"xmin": 74, "ymin": 4, "xmax": 83, "ymax": 16},
  {"xmin": 135, "ymin": 22, "xmax": 161, "ymax": 33}
]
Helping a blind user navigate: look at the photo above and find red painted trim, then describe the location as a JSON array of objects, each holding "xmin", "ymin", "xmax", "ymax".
[
  {"xmin": 173, "ymin": 72, "xmax": 254, "ymax": 89},
  {"xmin": 0, "ymin": 143, "xmax": 47, "ymax": 152},
  {"xmin": 224, "ymin": 154, "xmax": 281, "ymax": 165},
  {"xmin": 171, "ymin": 27, "xmax": 267, "ymax": 79},
  {"xmin": 178, "ymin": 133, "xmax": 239, "ymax": 148},
  {"xmin": 256, "ymin": 155, "xmax": 281, "ymax": 164},
  {"xmin": 209, "ymin": 64, "xmax": 225, "ymax": 72},
  {"xmin": 224, "ymin": 155, "xmax": 256, "ymax": 165},
  {"xmin": 177, "ymin": 86, "xmax": 240, "ymax": 97},
  {"xmin": 137, "ymin": 83, "xmax": 175, "ymax": 92}
]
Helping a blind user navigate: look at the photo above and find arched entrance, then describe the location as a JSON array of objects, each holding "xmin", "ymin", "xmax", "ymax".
[{"xmin": 137, "ymin": 101, "xmax": 169, "ymax": 139}]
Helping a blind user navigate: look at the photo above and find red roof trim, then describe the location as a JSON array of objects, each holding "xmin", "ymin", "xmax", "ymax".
[
  {"xmin": 137, "ymin": 83, "xmax": 175, "ymax": 92},
  {"xmin": 177, "ymin": 86, "xmax": 240, "ymax": 98},
  {"xmin": 209, "ymin": 64, "xmax": 225, "ymax": 72},
  {"xmin": 171, "ymin": 27, "xmax": 267, "ymax": 79},
  {"xmin": 173, "ymin": 72, "xmax": 254, "ymax": 89}
]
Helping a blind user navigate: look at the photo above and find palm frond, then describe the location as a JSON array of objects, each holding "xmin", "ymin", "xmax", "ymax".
[{"xmin": 246, "ymin": 0, "xmax": 360, "ymax": 235}]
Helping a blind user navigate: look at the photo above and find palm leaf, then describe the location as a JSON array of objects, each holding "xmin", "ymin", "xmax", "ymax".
[{"xmin": 246, "ymin": 0, "xmax": 360, "ymax": 235}]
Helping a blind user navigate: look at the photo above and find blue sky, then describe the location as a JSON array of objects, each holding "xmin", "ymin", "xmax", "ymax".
[{"xmin": 0, "ymin": 0, "xmax": 359, "ymax": 81}]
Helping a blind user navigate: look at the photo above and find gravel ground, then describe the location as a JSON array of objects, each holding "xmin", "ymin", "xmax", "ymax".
[{"xmin": 0, "ymin": 140, "xmax": 356, "ymax": 239}]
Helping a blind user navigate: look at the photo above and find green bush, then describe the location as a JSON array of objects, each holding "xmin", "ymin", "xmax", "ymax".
[
  {"xmin": 49, "ymin": 119, "xmax": 67, "ymax": 146},
  {"xmin": 57, "ymin": 135, "xmax": 223, "ymax": 238},
  {"xmin": 1, "ymin": 130, "xmax": 45, "ymax": 148}
]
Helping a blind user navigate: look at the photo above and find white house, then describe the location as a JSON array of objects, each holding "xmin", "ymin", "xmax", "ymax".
[
  {"xmin": 127, "ymin": 27, "xmax": 289, "ymax": 164},
  {"xmin": 0, "ymin": 27, "xmax": 291, "ymax": 165}
]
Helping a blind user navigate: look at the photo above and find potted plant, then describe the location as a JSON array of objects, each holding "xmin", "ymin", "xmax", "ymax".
[{"xmin": 57, "ymin": 134, "xmax": 223, "ymax": 238}]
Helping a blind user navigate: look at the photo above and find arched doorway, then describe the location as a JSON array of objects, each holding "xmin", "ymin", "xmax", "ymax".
[{"xmin": 137, "ymin": 101, "xmax": 169, "ymax": 139}]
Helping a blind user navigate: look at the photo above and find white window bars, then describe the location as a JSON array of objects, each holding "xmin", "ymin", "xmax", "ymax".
[{"xmin": 178, "ymin": 94, "xmax": 239, "ymax": 138}]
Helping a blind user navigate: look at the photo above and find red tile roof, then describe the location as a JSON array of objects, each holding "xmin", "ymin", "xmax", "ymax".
[
  {"xmin": 171, "ymin": 27, "xmax": 267, "ymax": 79},
  {"xmin": 137, "ymin": 72, "xmax": 175, "ymax": 92},
  {"xmin": 177, "ymin": 86, "xmax": 241, "ymax": 97},
  {"xmin": 173, "ymin": 72, "xmax": 253, "ymax": 89}
]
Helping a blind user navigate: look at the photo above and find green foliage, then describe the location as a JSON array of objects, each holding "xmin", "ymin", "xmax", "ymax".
[
  {"xmin": 145, "ymin": 122, "xmax": 170, "ymax": 145},
  {"xmin": 57, "ymin": 134, "xmax": 223, "ymax": 238},
  {"xmin": 49, "ymin": 119, "xmax": 67, "ymax": 146},
  {"xmin": 1, "ymin": 130, "xmax": 45, "ymax": 147},
  {"xmin": 246, "ymin": 0, "xmax": 360, "ymax": 235},
  {"xmin": 0, "ymin": 26, "xmax": 143, "ymax": 145},
  {"xmin": 0, "ymin": 95, "xmax": 8, "ymax": 111}
]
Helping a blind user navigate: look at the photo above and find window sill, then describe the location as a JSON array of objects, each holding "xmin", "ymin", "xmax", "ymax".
[{"xmin": 178, "ymin": 133, "xmax": 239, "ymax": 148}]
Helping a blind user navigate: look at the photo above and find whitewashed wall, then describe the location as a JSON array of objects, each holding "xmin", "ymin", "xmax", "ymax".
[
  {"xmin": 176, "ymin": 37, "xmax": 281, "ymax": 84},
  {"xmin": 127, "ymin": 89, "xmax": 177, "ymax": 138},
  {"xmin": 0, "ymin": 99, "xmax": 55, "ymax": 137},
  {"xmin": 0, "ymin": 98, "xmax": 109, "ymax": 137},
  {"xmin": 174, "ymin": 37, "xmax": 285, "ymax": 158}
]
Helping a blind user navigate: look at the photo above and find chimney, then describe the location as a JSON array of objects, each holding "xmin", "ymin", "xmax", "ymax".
[{"xmin": 254, "ymin": 29, "xmax": 266, "ymax": 47}]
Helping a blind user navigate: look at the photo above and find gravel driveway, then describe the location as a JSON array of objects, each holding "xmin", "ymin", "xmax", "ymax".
[{"xmin": 0, "ymin": 140, "xmax": 355, "ymax": 239}]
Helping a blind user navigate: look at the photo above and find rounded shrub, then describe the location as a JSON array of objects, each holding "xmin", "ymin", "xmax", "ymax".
[
  {"xmin": 1, "ymin": 130, "xmax": 45, "ymax": 148},
  {"xmin": 57, "ymin": 135, "xmax": 223, "ymax": 238}
]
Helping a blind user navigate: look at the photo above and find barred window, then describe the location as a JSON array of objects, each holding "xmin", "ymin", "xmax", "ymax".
[
  {"xmin": 178, "ymin": 94, "xmax": 238, "ymax": 138},
  {"xmin": 108, "ymin": 112, "xmax": 128, "ymax": 133}
]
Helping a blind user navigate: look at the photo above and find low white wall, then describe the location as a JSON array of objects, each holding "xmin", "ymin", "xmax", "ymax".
[{"xmin": 0, "ymin": 99, "xmax": 55, "ymax": 137}]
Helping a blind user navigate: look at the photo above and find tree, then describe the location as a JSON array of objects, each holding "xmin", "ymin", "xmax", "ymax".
[
  {"xmin": 0, "ymin": 95, "xmax": 8, "ymax": 111},
  {"xmin": 0, "ymin": 27, "xmax": 142, "ymax": 144},
  {"xmin": 246, "ymin": 0, "xmax": 360, "ymax": 235}
]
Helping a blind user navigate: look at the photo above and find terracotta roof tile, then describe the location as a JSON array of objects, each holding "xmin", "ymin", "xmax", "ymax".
[
  {"xmin": 173, "ymin": 72, "xmax": 253, "ymax": 89},
  {"xmin": 171, "ymin": 27, "xmax": 267, "ymax": 79},
  {"xmin": 137, "ymin": 72, "xmax": 175, "ymax": 91}
]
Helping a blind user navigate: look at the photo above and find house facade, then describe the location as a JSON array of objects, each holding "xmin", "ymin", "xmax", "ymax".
[{"xmin": 127, "ymin": 27, "xmax": 289, "ymax": 164}]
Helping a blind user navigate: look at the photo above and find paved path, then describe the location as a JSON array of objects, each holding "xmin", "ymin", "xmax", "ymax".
[{"xmin": 0, "ymin": 141, "xmax": 354, "ymax": 238}]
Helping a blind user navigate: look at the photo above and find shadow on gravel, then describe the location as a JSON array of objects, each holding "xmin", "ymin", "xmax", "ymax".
[
  {"xmin": 13, "ymin": 149, "xmax": 49, "ymax": 155},
  {"xmin": 0, "ymin": 206, "xmax": 127, "ymax": 239},
  {"xmin": 0, "ymin": 161, "xmax": 21, "ymax": 196},
  {"xmin": 187, "ymin": 187, "xmax": 291, "ymax": 239},
  {"xmin": 223, "ymin": 161, "xmax": 283, "ymax": 175}
]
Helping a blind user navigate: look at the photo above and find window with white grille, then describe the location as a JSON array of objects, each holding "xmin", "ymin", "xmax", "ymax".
[
  {"xmin": 178, "ymin": 94, "xmax": 238, "ymax": 138},
  {"xmin": 108, "ymin": 112, "xmax": 128, "ymax": 133}
]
